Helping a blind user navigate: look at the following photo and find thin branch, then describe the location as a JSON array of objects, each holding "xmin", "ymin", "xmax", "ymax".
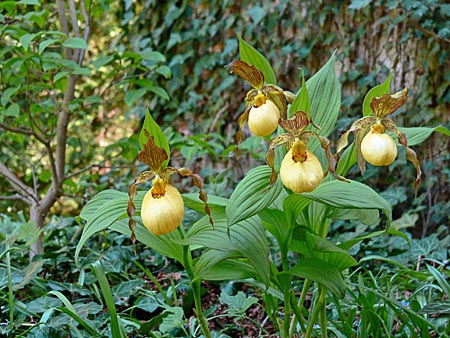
[
  {"xmin": 67, "ymin": 0, "xmax": 81, "ymax": 63},
  {"xmin": 78, "ymin": 0, "xmax": 91, "ymax": 65},
  {"xmin": 0, "ymin": 194, "xmax": 29, "ymax": 203},
  {"xmin": 0, "ymin": 123, "xmax": 34, "ymax": 135},
  {"xmin": 409, "ymin": 20, "xmax": 450, "ymax": 44},
  {"xmin": 0, "ymin": 161, "xmax": 37, "ymax": 205},
  {"xmin": 56, "ymin": 0, "xmax": 72, "ymax": 60}
]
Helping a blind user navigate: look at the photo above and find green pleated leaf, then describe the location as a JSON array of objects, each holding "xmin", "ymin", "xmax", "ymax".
[
  {"xmin": 139, "ymin": 109, "xmax": 170, "ymax": 167},
  {"xmin": 331, "ymin": 207, "xmax": 379, "ymax": 225},
  {"xmin": 282, "ymin": 194, "xmax": 311, "ymax": 224},
  {"xmin": 398, "ymin": 125, "xmax": 450, "ymax": 146},
  {"xmin": 289, "ymin": 69, "xmax": 311, "ymax": 117},
  {"xmin": 76, "ymin": 191, "xmax": 133, "ymax": 264},
  {"xmin": 362, "ymin": 73, "xmax": 392, "ymax": 116},
  {"xmin": 259, "ymin": 208, "xmax": 291, "ymax": 247},
  {"xmin": 338, "ymin": 228, "xmax": 410, "ymax": 251},
  {"xmin": 62, "ymin": 37, "xmax": 88, "ymax": 50},
  {"xmin": 185, "ymin": 212, "xmax": 270, "ymax": 285},
  {"xmin": 109, "ymin": 218, "xmax": 184, "ymax": 263},
  {"xmin": 336, "ymin": 142, "xmax": 357, "ymax": 176},
  {"xmin": 302, "ymin": 179, "xmax": 392, "ymax": 224},
  {"xmin": 238, "ymin": 35, "xmax": 277, "ymax": 85},
  {"xmin": 183, "ymin": 193, "xmax": 228, "ymax": 214},
  {"xmin": 226, "ymin": 165, "xmax": 283, "ymax": 226},
  {"xmin": 304, "ymin": 51, "xmax": 341, "ymax": 140},
  {"xmin": 192, "ymin": 250, "xmax": 241, "ymax": 280},
  {"xmin": 200, "ymin": 259, "xmax": 257, "ymax": 281},
  {"xmin": 290, "ymin": 228, "xmax": 358, "ymax": 271},
  {"xmin": 283, "ymin": 258, "xmax": 346, "ymax": 297}
]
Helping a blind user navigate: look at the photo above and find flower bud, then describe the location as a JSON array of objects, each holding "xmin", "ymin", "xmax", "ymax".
[
  {"xmin": 248, "ymin": 99, "xmax": 280, "ymax": 136},
  {"xmin": 361, "ymin": 127, "xmax": 397, "ymax": 166},
  {"xmin": 141, "ymin": 181, "xmax": 184, "ymax": 235},
  {"xmin": 280, "ymin": 143, "xmax": 323, "ymax": 193}
]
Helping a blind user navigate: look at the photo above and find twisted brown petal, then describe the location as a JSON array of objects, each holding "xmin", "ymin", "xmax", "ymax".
[
  {"xmin": 370, "ymin": 88, "xmax": 408, "ymax": 118},
  {"xmin": 227, "ymin": 60, "xmax": 264, "ymax": 89}
]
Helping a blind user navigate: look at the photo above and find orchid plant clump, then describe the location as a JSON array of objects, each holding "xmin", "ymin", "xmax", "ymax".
[{"xmin": 76, "ymin": 37, "xmax": 449, "ymax": 338}]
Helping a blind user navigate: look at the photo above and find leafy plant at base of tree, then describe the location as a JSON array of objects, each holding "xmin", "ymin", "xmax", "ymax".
[{"xmin": 76, "ymin": 36, "xmax": 449, "ymax": 337}]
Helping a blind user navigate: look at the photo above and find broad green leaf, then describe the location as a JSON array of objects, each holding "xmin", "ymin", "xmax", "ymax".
[
  {"xmin": 18, "ymin": 0, "xmax": 41, "ymax": 5},
  {"xmin": 92, "ymin": 55, "xmax": 114, "ymax": 70},
  {"xmin": 62, "ymin": 37, "xmax": 88, "ymax": 50},
  {"xmin": 226, "ymin": 165, "xmax": 283, "ymax": 226},
  {"xmin": 141, "ymin": 50, "xmax": 166, "ymax": 63},
  {"xmin": 5, "ymin": 103, "xmax": 20, "ymax": 117},
  {"xmin": 139, "ymin": 109, "xmax": 170, "ymax": 166},
  {"xmin": 427, "ymin": 265, "xmax": 450, "ymax": 297},
  {"xmin": 19, "ymin": 33, "xmax": 36, "ymax": 50},
  {"xmin": 148, "ymin": 86, "xmax": 169, "ymax": 101},
  {"xmin": 200, "ymin": 259, "xmax": 257, "ymax": 281},
  {"xmin": 185, "ymin": 212, "xmax": 270, "ymax": 285},
  {"xmin": 282, "ymin": 194, "xmax": 311, "ymax": 225},
  {"xmin": 305, "ymin": 51, "xmax": 340, "ymax": 141},
  {"xmin": 331, "ymin": 207, "xmax": 379, "ymax": 225},
  {"xmin": 283, "ymin": 258, "xmax": 346, "ymax": 297},
  {"xmin": 1, "ymin": 87, "xmax": 19, "ymax": 106},
  {"xmin": 193, "ymin": 250, "xmax": 241, "ymax": 279},
  {"xmin": 336, "ymin": 142, "xmax": 357, "ymax": 176},
  {"xmin": 238, "ymin": 35, "xmax": 276, "ymax": 85},
  {"xmin": 398, "ymin": 125, "xmax": 450, "ymax": 146},
  {"xmin": 290, "ymin": 229, "xmax": 358, "ymax": 271},
  {"xmin": 76, "ymin": 191, "xmax": 137, "ymax": 264},
  {"xmin": 110, "ymin": 218, "xmax": 184, "ymax": 263},
  {"xmin": 339, "ymin": 228, "xmax": 410, "ymax": 250},
  {"xmin": 219, "ymin": 291, "xmax": 259, "ymax": 314},
  {"xmin": 289, "ymin": 69, "xmax": 311, "ymax": 117},
  {"xmin": 362, "ymin": 73, "xmax": 392, "ymax": 116},
  {"xmin": 155, "ymin": 65, "xmax": 172, "ymax": 79},
  {"xmin": 302, "ymin": 179, "xmax": 392, "ymax": 224},
  {"xmin": 38, "ymin": 38, "xmax": 59, "ymax": 54},
  {"xmin": 125, "ymin": 88, "xmax": 146, "ymax": 107},
  {"xmin": 259, "ymin": 208, "xmax": 291, "ymax": 246},
  {"xmin": 183, "ymin": 193, "xmax": 228, "ymax": 214}
]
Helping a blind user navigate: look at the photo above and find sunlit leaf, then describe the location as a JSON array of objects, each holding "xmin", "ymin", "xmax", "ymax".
[
  {"xmin": 398, "ymin": 125, "xmax": 450, "ymax": 146},
  {"xmin": 305, "ymin": 51, "xmax": 340, "ymax": 141},
  {"xmin": 289, "ymin": 69, "xmax": 311, "ymax": 117},
  {"xmin": 238, "ymin": 35, "xmax": 277, "ymax": 85},
  {"xmin": 290, "ymin": 228, "xmax": 358, "ymax": 271},
  {"xmin": 226, "ymin": 165, "xmax": 283, "ymax": 226},
  {"xmin": 362, "ymin": 73, "xmax": 392, "ymax": 116},
  {"xmin": 62, "ymin": 37, "xmax": 88, "ymax": 50},
  {"xmin": 302, "ymin": 179, "xmax": 392, "ymax": 223},
  {"xmin": 282, "ymin": 258, "xmax": 346, "ymax": 297}
]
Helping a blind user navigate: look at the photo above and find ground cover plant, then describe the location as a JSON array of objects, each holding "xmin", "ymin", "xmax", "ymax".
[{"xmin": 1, "ymin": 1, "xmax": 450, "ymax": 337}]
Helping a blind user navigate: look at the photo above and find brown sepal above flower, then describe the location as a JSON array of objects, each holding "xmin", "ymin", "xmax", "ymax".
[
  {"xmin": 227, "ymin": 60, "xmax": 264, "ymax": 89},
  {"xmin": 138, "ymin": 130, "xmax": 168, "ymax": 173},
  {"xmin": 370, "ymin": 88, "xmax": 408, "ymax": 118}
]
